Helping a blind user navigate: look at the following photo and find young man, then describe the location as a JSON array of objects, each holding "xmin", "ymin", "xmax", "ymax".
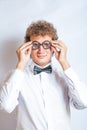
[{"xmin": 0, "ymin": 20, "xmax": 87, "ymax": 130}]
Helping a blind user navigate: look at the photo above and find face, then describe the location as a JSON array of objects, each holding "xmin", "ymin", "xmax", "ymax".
[{"xmin": 30, "ymin": 35, "xmax": 53, "ymax": 67}]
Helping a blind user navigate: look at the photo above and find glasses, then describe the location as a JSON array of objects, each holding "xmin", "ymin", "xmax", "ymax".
[{"xmin": 32, "ymin": 40, "xmax": 52, "ymax": 50}]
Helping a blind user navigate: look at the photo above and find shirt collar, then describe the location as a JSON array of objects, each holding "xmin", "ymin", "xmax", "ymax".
[
  {"xmin": 28, "ymin": 59, "xmax": 52, "ymax": 73},
  {"xmin": 27, "ymin": 56, "xmax": 62, "ymax": 73}
]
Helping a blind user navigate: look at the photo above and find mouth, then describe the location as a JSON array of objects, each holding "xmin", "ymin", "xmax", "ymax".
[{"xmin": 37, "ymin": 53, "xmax": 47, "ymax": 59}]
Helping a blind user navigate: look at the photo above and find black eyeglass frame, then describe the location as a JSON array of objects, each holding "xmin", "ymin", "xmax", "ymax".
[{"xmin": 31, "ymin": 40, "xmax": 52, "ymax": 50}]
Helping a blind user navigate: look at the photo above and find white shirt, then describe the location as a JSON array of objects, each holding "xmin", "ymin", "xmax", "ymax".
[{"xmin": 0, "ymin": 60, "xmax": 87, "ymax": 130}]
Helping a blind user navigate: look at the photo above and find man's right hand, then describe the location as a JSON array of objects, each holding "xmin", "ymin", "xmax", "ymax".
[{"xmin": 16, "ymin": 42, "xmax": 32, "ymax": 70}]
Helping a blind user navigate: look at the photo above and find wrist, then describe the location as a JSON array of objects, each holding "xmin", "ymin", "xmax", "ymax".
[
  {"xmin": 16, "ymin": 62, "xmax": 25, "ymax": 71},
  {"xmin": 60, "ymin": 60, "xmax": 70, "ymax": 70}
]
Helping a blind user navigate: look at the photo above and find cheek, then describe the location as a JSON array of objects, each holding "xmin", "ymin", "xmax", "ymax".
[
  {"xmin": 48, "ymin": 49, "xmax": 53, "ymax": 56},
  {"xmin": 31, "ymin": 49, "xmax": 53, "ymax": 59},
  {"xmin": 30, "ymin": 50, "xmax": 37, "ymax": 59}
]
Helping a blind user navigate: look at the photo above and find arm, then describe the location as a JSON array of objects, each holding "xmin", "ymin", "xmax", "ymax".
[
  {"xmin": 64, "ymin": 67, "xmax": 87, "ymax": 109},
  {"xmin": 0, "ymin": 42, "xmax": 32, "ymax": 113},
  {"xmin": 0, "ymin": 69, "xmax": 25, "ymax": 113},
  {"xmin": 52, "ymin": 40, "xmax": 87, "ymax": 109}
]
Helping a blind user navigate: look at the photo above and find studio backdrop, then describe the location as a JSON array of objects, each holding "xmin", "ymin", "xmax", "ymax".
[{"xmin": 0, "ymin": 0, "xmax": 87, "ymax": 130}]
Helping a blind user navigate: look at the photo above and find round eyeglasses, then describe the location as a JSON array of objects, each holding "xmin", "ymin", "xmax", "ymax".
[{"xmin": 32, "ymin": 40, "xmax": 52, "ymax": 50}]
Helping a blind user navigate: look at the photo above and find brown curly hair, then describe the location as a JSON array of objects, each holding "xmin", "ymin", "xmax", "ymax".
[{"xmin": 25, "ymin": 20, "xmax": 58, "ymax": 42}]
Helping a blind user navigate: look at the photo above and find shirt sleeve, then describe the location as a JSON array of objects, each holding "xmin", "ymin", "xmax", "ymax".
[
  {"xmin": 0, "ymin": 69, "xmax": 25, "ymax": 113},
  {"xmin": 64, "ymin": 67, "xmax": 87, "ymax": 109}
]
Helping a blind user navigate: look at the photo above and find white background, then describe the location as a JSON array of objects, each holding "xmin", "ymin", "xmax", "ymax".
[{"xmin": 0, "ymin": 0, "xmax": 87, "ymax": 130}]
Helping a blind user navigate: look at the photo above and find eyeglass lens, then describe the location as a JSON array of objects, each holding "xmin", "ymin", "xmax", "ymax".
[{"xmin": 32, "ymin": 40, "xmax": 51, "ymax": 50}]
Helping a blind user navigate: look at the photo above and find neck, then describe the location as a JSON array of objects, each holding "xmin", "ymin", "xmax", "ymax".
[{"xmin": 33, "ymin": 62, "xmax": 51, "ymax": 68}]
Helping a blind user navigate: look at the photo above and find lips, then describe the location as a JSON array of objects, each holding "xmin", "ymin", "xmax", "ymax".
[{"xmin": 37, "ymin": 53, "xmax": 46, "ymax": 59}]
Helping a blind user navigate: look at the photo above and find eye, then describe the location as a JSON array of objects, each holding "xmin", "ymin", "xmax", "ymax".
[
  {"xmin": 32, "ymin": 42, "xmax": 39, "ymax": 50},
  {"xmin": 43, "ymin": 41, "xmax": 51, "ymax": 49}
]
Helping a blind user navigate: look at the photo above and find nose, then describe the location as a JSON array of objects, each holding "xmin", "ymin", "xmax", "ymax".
[{"xmin": 38, "ymin": 44, "xmax": 45, "ymax": 51}]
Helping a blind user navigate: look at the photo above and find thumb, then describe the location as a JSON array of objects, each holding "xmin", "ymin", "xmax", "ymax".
[{"xmin": 51, "ymin": 46, "xmax": 58, "ymax": 56}]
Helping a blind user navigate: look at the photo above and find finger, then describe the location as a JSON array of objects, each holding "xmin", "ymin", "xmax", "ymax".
[
  {"xmin": 21, "ymin": 44, "xmax": 32, "ymax": 54},
  {"xmin": 51, "ymin": 40, "xmax": 66, "ymax": 48},
  {"xmin": 17, "ymin": 43, "xmax": 32, "ymax": 55},
  {"xmin": 18, "ymin": 41, "xmax": 32, "ymax": 51},
  {"xmin": 51, "ymin": 43, "xmax": 62, "ymax": 52},
  {"xmin": 51, "ymin": 46, "xmax": 59, "ymax": 55},
  {"xmin": 21, "ymin": 42, "xmax": 32, "ymax": 50},
  {"xmin": 17, "ymin": 42, "xmax": 32, "ymax": 52}
]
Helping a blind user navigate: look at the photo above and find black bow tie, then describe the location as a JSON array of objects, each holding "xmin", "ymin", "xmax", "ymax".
[{"xmin": 33, "ymin": 65, "xmax": 52, "ymax": 75}]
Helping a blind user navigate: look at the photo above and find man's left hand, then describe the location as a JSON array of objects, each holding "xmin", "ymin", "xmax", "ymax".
[{"xmin": 51, "ymin": 40, "xmax": 70, "ymax": 70}]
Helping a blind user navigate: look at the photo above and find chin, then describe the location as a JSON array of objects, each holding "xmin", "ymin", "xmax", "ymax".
[{"xmin": 37, "ymin": 61, "xmax": 50, "ymax": 67}]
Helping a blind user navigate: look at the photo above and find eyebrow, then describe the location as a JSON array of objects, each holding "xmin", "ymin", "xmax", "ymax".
[{"xmin": 32, "ymin": 40, "xmax": 51, "ymax": 44}]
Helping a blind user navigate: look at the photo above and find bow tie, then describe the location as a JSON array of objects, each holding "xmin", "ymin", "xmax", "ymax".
[{"xmin": 33, "ymin": 65, "xmax": 52, "ymax": 75}]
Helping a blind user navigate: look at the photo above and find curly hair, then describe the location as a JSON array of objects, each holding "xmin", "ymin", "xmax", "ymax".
[{"xmin": 25, "ymin": 20, "xmax": 58, "ymax": 42}]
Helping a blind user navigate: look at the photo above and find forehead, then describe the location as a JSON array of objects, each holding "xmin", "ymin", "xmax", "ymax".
[{"xmin": 30, "ymin": 35, "xmax": 52, "ymax": 42}]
